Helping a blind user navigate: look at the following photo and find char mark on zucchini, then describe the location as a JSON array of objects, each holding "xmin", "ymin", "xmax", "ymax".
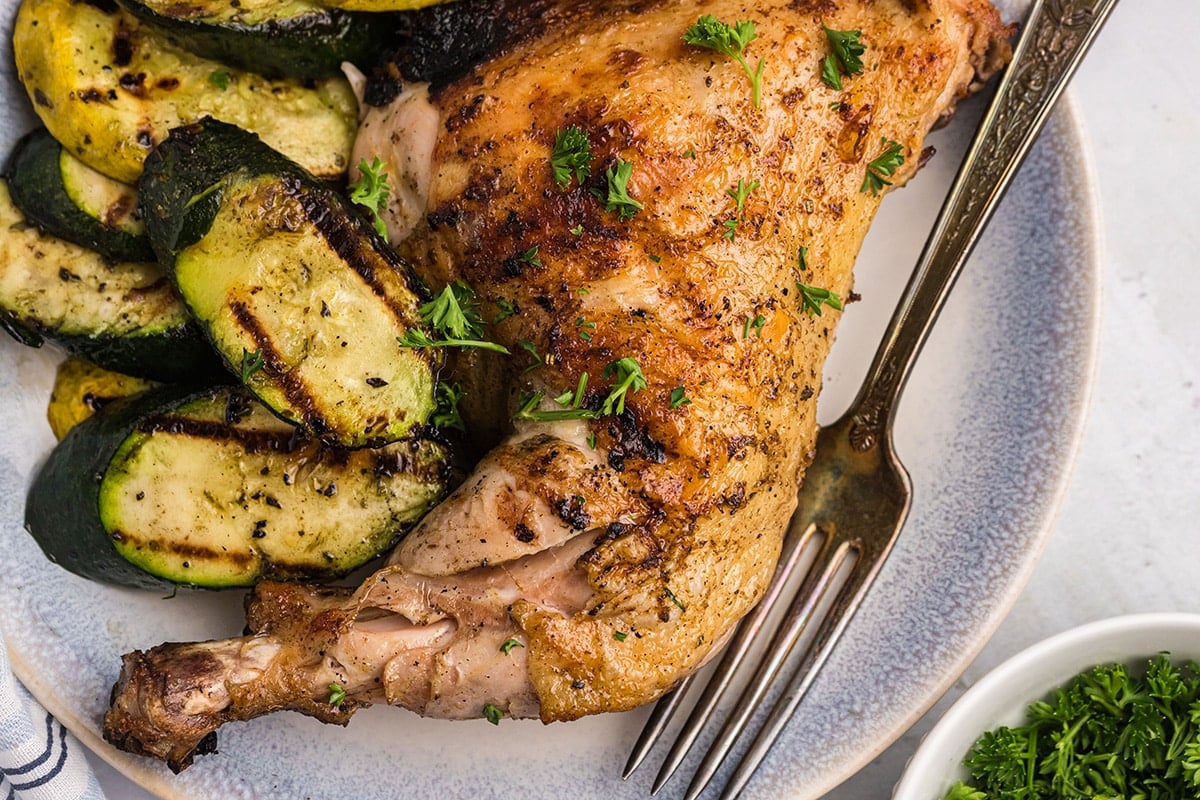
[
  {"xmin": 26, "ymin": 385, "xmax": 453, "ymax": 589},
  {"xmin": 139, "ymin": 118, "xmax": 440, "ymax": 448}
]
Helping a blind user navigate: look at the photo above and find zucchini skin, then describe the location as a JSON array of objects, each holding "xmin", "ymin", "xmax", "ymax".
[
  {"xmin": 140, "ymin": 118, "xmax": 439, "ymax": 448},
  {"xmin": 26, "ymin": 384, "xmax": 452, "ymax": 589},
  {"xmin": 115, "ymin": 0, "xmax": 397, "ymax": 80},
  {"xmin": 0, "ymin": 178, "xmax": 223, "ymax": 382},
  {"xmin": 5, "ymin": 128, "xmax": 155, "ymax": 263},
  {"xmin": 26, "ymin": 384, "xmax": 200, "ymax": 591}
]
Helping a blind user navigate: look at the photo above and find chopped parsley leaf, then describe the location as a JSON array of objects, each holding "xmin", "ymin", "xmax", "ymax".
[
  {"xmin": 432, "ymin": 382, "xmax": 466, "ymax": 432},
  {"xmin": 240, "ymin": 348, "xmax": 264, "ymax": 383},
  {"xmin": 499, "ymin": 638, "xmax": 524, "ymax": 655},
  {"xmin": 683, "ymin": 15, "xmax": 765, "ymax": 108},
  {"xmin": 796, "ymin": 282, "xmax": 844, "ymax": 316},
  {"xmin": 601, "ymin": 357, "xmax": 647, "ymax": 416},
  {"xmin": 664, "ymin": 586, "xmax": 686, "ymax": 612},
  {"xmin": 821, "ymin": 26, "xmax": 866, "ymax": 90},
  {"xmin": 327, "ymin": 683, "xmax": 346, "ymax": 707},
  {"xmin": 862, "ymin": 138, "xmax": 905, "ymax": 195},
  {"xmin": 593, "ymin": 158, "xmax": 643, "ymax": 221},
  {"xmin": 483, "ymin": 704, "xmax": 503, "ymax": 725},
  {"xmin": 670, "ymin": 386, "xmax": 692, "ymax": 409},
  {"xmin": 348, "ymin": 157, "xmax": 391, "ymax": 242},
  {"xmin": 613, "ymin": 631, "xmax": 629, "ymax": 642},
  {"xmin": 550, "ymin": 126, "xmax": 592, "ymax": 188},
  {"xmin": 493, "ymin": 298, "xmax": 517, "ymax": 324}
]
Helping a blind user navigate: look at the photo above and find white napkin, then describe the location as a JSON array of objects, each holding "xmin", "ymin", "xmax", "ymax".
[{"xmin": 0, "ymin": 628, "xmax": 106, "ymax": 800}]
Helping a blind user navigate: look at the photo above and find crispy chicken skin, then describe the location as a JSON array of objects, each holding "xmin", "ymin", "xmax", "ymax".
[{"xmin": 104, "ymin": 0, "xmax": 1010, "ymax": 771}]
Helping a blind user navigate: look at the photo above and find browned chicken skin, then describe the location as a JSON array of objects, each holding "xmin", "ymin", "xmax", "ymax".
[{"xmin": 104, "ymin": 0, "xmax": 1010, "ymax": 771}]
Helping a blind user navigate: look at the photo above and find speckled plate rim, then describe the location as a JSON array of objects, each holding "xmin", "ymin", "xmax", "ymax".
[{"xmin": 0, "ymin": 33, "xmax": 1100, "ymax": 800}]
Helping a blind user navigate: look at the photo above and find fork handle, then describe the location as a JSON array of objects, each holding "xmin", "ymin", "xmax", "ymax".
[{"xmin": 847, "ymin": 0, "xmax": 1119, "ymax": 452}]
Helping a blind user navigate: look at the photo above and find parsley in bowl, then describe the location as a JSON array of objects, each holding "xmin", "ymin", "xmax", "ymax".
[{"xmin": 893, "ymin": 613, "xmax": 1200, "ymax": 800}]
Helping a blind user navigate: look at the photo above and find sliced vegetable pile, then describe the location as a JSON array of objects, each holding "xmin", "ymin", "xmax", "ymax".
[
  {"xmin": 944, "ymin": 655, "xmax": 1200, "ymax": 799},
  {"xmin": 1, "ymin": 0, "xmax": 463, "ymax": 589}
]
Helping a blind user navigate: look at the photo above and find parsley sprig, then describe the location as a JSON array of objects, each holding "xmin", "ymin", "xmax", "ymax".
[
  {"xmin": 684, "ymin": 16, "xmax": 765, "ymax": 108},
  {"xmin": 945, "ymin": 655, "xmax": 1200, "ymax": 800},
  {"xmin": 513, "ymin": 358, "xmax": 647, "ymax": 424},
  {"xmin": 862, "ymin": 138, "xmax": 905, "ymax": 195},
  {"xmin": 821, "ymin": 26, "xmax": 866, "ymax": 90},
  {"xmin": 551, "ymin": 126, "xmax": 592, "ymax": 188},
  {"xmin": 397, "ymin": 281, "xmax": 510, "ymax": 353},
  {"xmin": 431, "ymin": 382, "xmax": 466, "ymax": 432},
  {"xmin": 723, "ymin": 178, "xmax": 760, "ymax": 240},
  {"xmin": 348, "ymin": 157, "xmax": 391, "ymax": 242},
  {"xmin": 601, "ymin": 358, "xmax": 647, "ymax": 416},
  {"xmin": 797, "ymin": 282, "xmax": 844, "ymax": 316},
  {"xmin": 594, "ymin": 159, "xmax": 644, "ymax": 221}
]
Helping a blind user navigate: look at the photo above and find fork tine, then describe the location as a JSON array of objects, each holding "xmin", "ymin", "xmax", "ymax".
[
  {"xmin": 644, "ymin": 521, "xmax": 821, "ymax": 792},
  {"xmin": 622, "ymin": 673, "xmax": 695, "ymax": 779},
  {"xmin": 716, "ymin": 541, "xmax": 886, "ymax": 800},
  {"xmin": 679, "ymin": 533, "xmax": 855, "ymax": 800}
]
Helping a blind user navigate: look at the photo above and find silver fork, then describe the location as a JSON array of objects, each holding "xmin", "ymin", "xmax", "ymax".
[{"xmin": 622, "ymin": 1, "xmax": 1119, "ymax": 797}]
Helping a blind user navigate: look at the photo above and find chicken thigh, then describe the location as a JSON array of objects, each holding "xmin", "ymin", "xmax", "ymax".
[{"xmin": 104, "ymin": 0, "xmax": 1009, "ymax": 771}]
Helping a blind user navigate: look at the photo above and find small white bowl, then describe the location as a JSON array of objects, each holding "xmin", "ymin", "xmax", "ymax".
[{"xmin": 892, "ymin": 612, "xmax": 1200, "ymax": 800}]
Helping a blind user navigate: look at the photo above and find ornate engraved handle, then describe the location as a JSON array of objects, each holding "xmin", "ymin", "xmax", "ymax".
[{"xmin": 847, "ymin": 0, "xmax": 1119, "ymax": 452}]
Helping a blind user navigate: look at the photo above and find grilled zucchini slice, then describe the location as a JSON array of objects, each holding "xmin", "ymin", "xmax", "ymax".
[
  {"xmin": 116, "ymin": 0, "xmax": 397, "ymax": 80},
  {"xmin": 26, "ymin": 385, "xmax": 451, "ymax": 589},
  {"xmin": 47, "ymin": 358, "xmax": 158, "ymax": 440},
  {"xmin": 5, "ymin": 128, "xmax": 154, "ymax": 263},
  {"xmin": 12, "ymin": 0, "xmax": 357, "ymax": 183},
  {"xmin": 0, "ymin": 178, "xmax": 221, "ymax": 382},
  {"xmin": 141, "ymin": 118, "xmax": 438, "ymax": 448}
]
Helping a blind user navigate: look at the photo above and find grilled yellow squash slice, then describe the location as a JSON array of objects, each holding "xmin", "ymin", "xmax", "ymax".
[{"xmin": 11, "ymin": 0, "xmax": 358, "ymax": 184}]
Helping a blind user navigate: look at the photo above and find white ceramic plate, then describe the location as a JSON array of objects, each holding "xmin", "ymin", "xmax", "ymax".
[{"xmin": 0, "ymin": 9, "xmax": 1098, "ymax": 800}]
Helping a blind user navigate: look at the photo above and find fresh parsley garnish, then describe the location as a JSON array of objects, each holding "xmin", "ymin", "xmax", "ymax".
[
  {"xmin": 593, "ymin": 158, "xmax": 644, "ymax": 221},
  {"xmin": 821, "ymin": 26, "xmax": 866, "ymax": 90},
  {"xmin": 613, "ymin": 631, "xmax": 629, "ymax": 642},
  {"xmin": 432, "ymin": 382, "xmax": 466, "ymax": 432},
  {"xmin": 862, "ymin": 138, "xmax": 905, "ymax": 195},
  {"xmin": 240, "ymin": 348, "xmax": 264, "ymax": 382},
  {"xmin": 723, "ymin": 177, "xmax": 761, "ymax": 240},
  {"xmin": 683, "ymin": 15, "xmax": 765, "ymax": 108},
  {"xmin": 669, "ymin": 386, "xmax": 692, "ymax": 409},
  {"xmin": 550, "ymin": 126, "xmax": 592, "ymax": 188},
  {"xmin": 327, "ymin": 683, "xmax": 346, "ymax": 708},
  {"xmin": 500, "ymin": 638, "xmax": 524, "ymax": 655},
  {"xmin": 514, "ymin": 391, "xmax": 599, "ymax": 422},
  {"xmin": 483, "ymin": 703, "xmax": 503, "ymax": 725},
  {"xmin": 493, "ymin": 298, "xmax": 517, "ymax": 324},
  {"xmin": 797, "ymin": 245, "xmax": 809, "ymax": 271},
  {"xmin": 945, "ymin": 655, "xmax": 1200, "ymax": 800},
  {"xmin": 398, "ymin": 282, "xmax": 510, "ymax": 353},
  {"xmin": 600, "ymin": 357, "xmax": 647, "ymax": 416},
  {"xmin": 518, "ymin": 246, "xmax": 542, "ymax": 268},
  {"xmin": 796, "ymin": 282, "xmax": 844, "ymax": 316},
  {"xmin": 576, "ymin": 316, "xmax": 596, "ymax": 341},
  {"xmin": 208, "ymin": 70, "xmax": 230, "ymax": 91},
  {"xmin": 348, "ymin": 157, "xmax": 391, "ymax": 242},
  {"xmin": 663, "ymin": 586, "xmax": 686, "ymax": 612},
  {"xmin": 518, "ymin": 339, "xmax": 543, "ymax": 372},
  {"xmin": 742, "ymin": 314, "xmax": 766, "ymax": 338}
]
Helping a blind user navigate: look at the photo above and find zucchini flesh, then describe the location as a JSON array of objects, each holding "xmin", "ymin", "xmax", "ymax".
[
  {"xmin": 116, "ymin": 0, "xmax": 397, "ymax": 80},
  {"xmin": 4, "ymin": 127, "xmax": 154, "ymax": 263},
  {"xmin": 47, "ymin": 357, "xmax": 158, "ymax": 440},
  {"xmin": 141, "ymin": 119, "xmax": 438, "ymax": 448},
  {"xmin": 0, "ymin": 179, "xmax": 220, "ymax": 382},
  {"xmin": 12, "ymin": 0, "xmax": 357, "ymax": 183},
  {"xmin": 26, "ymin": 385, "xmax": 450, "ymax": 589}
]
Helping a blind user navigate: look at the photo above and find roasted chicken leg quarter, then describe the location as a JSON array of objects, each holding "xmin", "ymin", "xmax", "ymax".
[{"xmin": 104, "ymin": 0, "xmax": 1010, "ymax": 771}]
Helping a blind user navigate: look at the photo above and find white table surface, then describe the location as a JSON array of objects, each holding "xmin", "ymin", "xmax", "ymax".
[{"xmin": 87, "ymin": 1, "xmax": 1198, "ymax": 797}]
